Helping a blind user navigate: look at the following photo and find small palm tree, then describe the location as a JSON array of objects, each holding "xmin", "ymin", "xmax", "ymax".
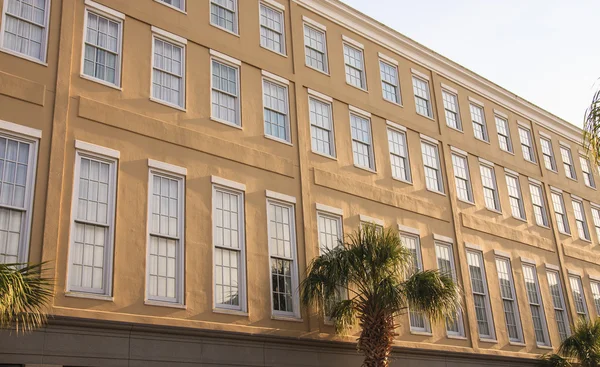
[
  {"xmin": 301, "ymin": 225, "xmax": 461, "ymax": 367},
  {"xmin": 539, "ymin": 319, "xmax": 600, "ymax": 367},
  {"xmin": 584, "ymin": 87, "xmax": 600, "ymax": 165},
  {"xmin": 0, "ymin": 262, "xmax": 53, "ymax": 333}
]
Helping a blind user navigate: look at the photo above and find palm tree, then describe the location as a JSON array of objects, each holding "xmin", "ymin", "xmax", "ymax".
[
  {"xmin": 584, "ymin": 88, "xmax": 600, "ymax": 165},
  {"xmin": 539, "ymin": 319, "xmax": 600, "ymax": 367},
  {"xmin": 301, "ymin": 225, "xmax": 461, "ymax": 367},
  {"xmin": 0, "ymin": 262, "xmax": 53, "ymax": 333}
]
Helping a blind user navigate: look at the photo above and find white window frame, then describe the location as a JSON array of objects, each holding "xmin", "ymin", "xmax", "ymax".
[
  {"xmin": 480, "ymin": 162, "xmax": 500, "ymax": 212},
  {"xmin": 150, "ymin": 30, "xmax": 186, "ymax": 110},
  {"xmin": 0, "ymin": 0, "xmax": 51, "ymax": 64},
  {"xmin": 518, "ymin": 126, "xmax": 536, "ymax": 163},
  {"xmin": 569, "ymin": 274, "xmax": 589, "ymax": 321},
  {"xmin": 590, "ymin": 280, "xmax": 600, "ymax": 317},
  {"xmin": 560, "ymin": 145, "xmax": 577, "ymax": 180},
  {"xmin": 210, "ymin": 52, "xmax": 241, "ymax": 127},
  {"xmin": 412, "ymin": 75, "xmax": 432, "ymax": 118},
  {"xmin": 379, "ymin": 59, "xmax": 401, "ymax": 105},
  {"xmin": 155, "ymin": 0, "xmax": 186, "ymax": 12},
  {"xmin": 421, "ymin": 140, "xmax": 444, "ymax": 194},
  {"xmin": 591, "ymin": 205, "xmax": 600, "ymax": 243},
  {"xmin": 467, "ymin": 249, "xmax": 496, "ymax": 340},
  {"xmin": 505, "ymin": 172, "xmax": 525, "ymax": 220},
  {"xmin": 572, "ymin": 198, "xmax": 591, "ymax": 241},
  {"xmin": 209, "ymin": 0, "xmax": 238, "ymax": 35},
  {"xmin": 451, "ymin": 151, "xmax": 473, "ymax": 203},
  {"xmin": 546, "ymin": 269, "xmax": 571, "ymax": 342},
  {"xmin": 212, "ymin": 182, "xmax": 246, "ymax": 312},
  {"xmin": 308, "ymin": 92, "xmax": 335, "ymax": 158},
  {"xmin": 343, "ymin": 41, "xmax": 366, "ymax": 90},
  {"xmin": 435, "ymin": 241, "xmax": 465, "ymax": 337},
  {"xmin": 302, "ymin": 21, "xmax": 328, "ymax": 74},
  {"xmin": 580, "ymin": 155, "xmax": 596, "ymax": 189},
  {"xmin": 259, "ymin": 1, "xmax": 286, "ymax": 55},
  {"xmin": 529, "ymin": 182, "xmax": 549, "ymax": 227},
  {"xmin": 402, "ymin": 232, "xmax": 430, "ymax": 333},
  {"xmin": 540, "ymin": 137, "xmax": 557, "ymax": 172},
  {"xmin": 495, "ymin": 116, "xmax": 513, "ymax": 153},
  {"xmin": 470, "ymin": 103, "xmax": 489, "ymax": 142},
  {"xmin": 522, "ymin": 263, "xmax": 550, "ymax": 347},
  {"xmin": 67, "ymin": 147, "xmax": 118, "ymax": 296},
  {"xmin": 262, "ymin": 75, "xmax": 290, "ymax": 143},
  {"xmin": 145, "ymin": 163, "xmax": 185, "ymax": 305},
  {"xmin": 80, "ymin": 4, "xmax": 124, "ymax": 88},
  {"xmin": 551, "ymin": 191, "xmax": 570, "ymax": 235},
  {"xmin": 494, "ymin": 256, "xmax": 524, "ymax": 343},
  {"xmin": 442, "ymin": 89, "xmax": 462, "ymax": 131},
  {"xmin": 350, "ymin": 111, "xmax": 375, "ymax": 171},
  {"xmin": 387, "ymin": 126, "xmax": 411, "ymax": 183}
]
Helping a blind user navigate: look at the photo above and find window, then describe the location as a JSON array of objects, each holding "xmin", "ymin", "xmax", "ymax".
[
  {"xmin": 387, "ymin": 128, "xmax": 410, "ymax": 182},
  {"xmin": 560, "ymin": 146, "xmax": 577, "ymax": 180},
  {"xmin": 580, "ymin": 156, "xmax": 596, "ymax": 188},
  {"xmin": 152, "ymin": 35, "xmax": 185, "ymax": 108},
  {"xmin": 303, "ymin": 23, "xmax": 327, "ymax": 73},
  {"xmin": 518, "ymin": 127, "xmax": 535, "ymax": 163},
  {"xmin": 412, "ymin": 76, "xmax": 432, "ymax": 118},
  {"xmin": 262, "ymin": 78, "xmax": 290, "ymax": 142},
  {"xmin": 451, "ymin": 153, "xmax": 473, "ymax": 203},
  {"xmin": 350, "ymin": 113, "xmax": 374, "ymax": 170},
  {"xmin": 211, "ymin": 58, "xmax": 240, "ymax": 126},
  {"xmin": 82, "ymin": 9, "xmax": 122, "ymax": 87},
  {"xmin": 495, "ymin": 257, "xmax": 523, "ymax": 343},
  {"xmin": 547, "ymin": 270, "xmax": 570, "ymax": 341},
  {"xmin": 343, "ymin": 43, "xmax": 366, "ymax": 90},
  {"xmin": 421, "ymin": 141, "xmax": 443, "ymax": 193},
  {"xmin": 0, "ymin": 134, "xmax": 37, "ymax": 264},
  {"xmin": 470, "ymin": 104, "xmax": 488, "ymax": 142},
  {"xmin": 529, "ymin": 183, "xmax": 549, "ymax": 227},
  {"xmin": 591, "ymin": 281, "xmax": 600, "ymax": 317},
  {"xmin": 541, "ymin": 138, "xmax": 557, "ymax": 171},
  {"xmin": 442, "ymin": 90, "xmax": 461, "ymax": 131},
  {"xmin": 69, "ymin": 150, "xmax": 117, "ymax": 295},
  {"xmin": 157, "ymin": 0, "xmax": 185, "ymax": 11},
  {"xmin": 210, "ymin": 0, "xmax": 238, "ymax": 34},
  {"xmin": 480, "ymin": 164, "xmax": 500, "ymax": 211},
  {"xmin": 467, "ymin": 250, "xmax": 495, "ymax": 339},
  {"xmin": 505, "ymin": 174, "xmax": 525, "ymax": 220},
  {"xmin": 259, "ymin": 3, "xmax": 285, "ymax": 55},
  {"xmin": 1, "ymin": 0, "xmax": 50, "ymax": 62},
  {"xmin": 551, "ymin": 192, "xmax": 570, "ymax": 234},
  {"xmin": 569, "ymin": 275, "xmax": 588, "ymax": 320},
  {"xmin": 147, "ymin": 169, "xmax": 184, "ymax": 304},
  {"xmin": 495, "ymin": 116, "xmax": 512, "ymax": 153},
  {"xmin": 592, "ymin": 206, "xmax": 600, "ymax": 243},
  {"xmin": 380, "ymin": 60, "xmax": 400, "ymax": 104},
  {"xmin": 317, "ymin": 212, "xmax": 342, "ymax": 254},
  {"xmin": 268, "ymin": 199, "xmax": 299, "ymax": 317},
  {"xmin": 522, "ymin": 264, "xmax": 549, "ymax": 346},
  {"xmin": 572, "ymin": 199, "xmax": 590, "ymax": 241},
  {"xmin": 213, "ymin": 185, "xmax": 245, "ymax": 310},
  {"xmin": 435, "ymin": 242, "xmax": 464, "ymax": 336},
  {"xmin": 309, "ymin": 96, "xmax": 335, "ymax": 157},
  {"xmin": 403, "ymin": 233, "xmax": 429, "ymax": 333}
]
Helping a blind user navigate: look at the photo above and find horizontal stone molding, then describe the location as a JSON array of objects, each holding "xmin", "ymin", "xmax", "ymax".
[
  {"xmin": 0, "ymin": 70, "xmax": 45, "ymax": 106},
  {"xmin": 77, "ymin": 97, "xmax": 296, "ymax": 178},
  {"xmin": 563, "ymin": 244, "xmax": 600, "ymax": 265}
]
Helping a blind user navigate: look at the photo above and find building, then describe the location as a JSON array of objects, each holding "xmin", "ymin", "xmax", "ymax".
[{"xmin": 0, "ymin": 0, "xmax": 598, "ymax": 366}]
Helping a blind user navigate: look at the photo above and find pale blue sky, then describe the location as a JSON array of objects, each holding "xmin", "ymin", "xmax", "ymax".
[{"xmin": 340, "ymin": 0, "xmax": 600, "ymax": 128}]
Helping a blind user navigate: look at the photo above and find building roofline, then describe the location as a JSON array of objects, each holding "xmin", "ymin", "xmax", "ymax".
[{"xmin": 294, "ymin": 0, "xmax": 583, "ymax": 145}]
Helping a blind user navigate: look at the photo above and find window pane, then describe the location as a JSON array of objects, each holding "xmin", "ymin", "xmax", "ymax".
[
  {"xmin": 309, "ymin": 97, "xmax": 334, "ymax": 156},
  {"xmin": 263, "ymin": 80, "xmax": 289, "ymax": 141}
]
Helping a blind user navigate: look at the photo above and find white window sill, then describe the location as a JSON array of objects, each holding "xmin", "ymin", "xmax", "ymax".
[
  {"xmin": 479, "ymin": 338, "xmax": 498, "ymax": 344},
  {"xmin": 210, "ymin": 23, "xmax": 240, "ymax": 37},
  {"xmin": 271, "ymin": 315, "xmax": 303, "ymax": 323},
  {"xmin": 485, "ymin": 207, "xmax": 503, "ymax": 215},
  {"xmin": 426, "ymin": 187, "xmax": 446, "ymax": 197},
  {"xmin": 537, "ymin": 345, "xmax": 554, "ymax": 350},
  {"xmin": 546, "ymin": 168, "xmax": 558, "ymax": 174},
  {"xmin": 558, "ymin": 230, "xmax": 572, "ymax": 237},
  {"xmin": 447, "ymin": 125, "xmax": 464, "ymax": 133},
  {"xmin": 457, "ymin": 197, "xmax": 475, "ymax": 206},
  {"xmin": 346, "ymin": 82, "xmax": 368, "ymax": 93},
  {"xmin": 524, "ymin": 158, "xmax": 538, "ymax": 166},
  {"xmin": 447, "ymin": 335, "xmax": 468, "ymax": 340},
  {"xmin": 311, "ymin": 150, "xmax": 337, "ymax": 161},
  {"xmin": 474, "ymin": 137, "xmax": 491, "ymax": 145},
  {"xmin": 585, "ymin": 184, "xmax": 597, "ymax": 191},
  {"xmin": 150, "ymin": 97, "xmax": 186, "ymax": 112},
  {"xmin": 210, "ymin": 116, "xmax": 243, "ymax": 130},
  {"xmin": 566, "ymin": 176, "xmax": 578, "ymax": 183},
  {"xmin": 264, "ymin": 134, "xmax": 293, "ymax": 146},
  {"xmin": 260, "ymin": 45, "xmax": 288, "ymax": 58},
  {"xmin": 577, "ymin": 237, "xmax": 593, "ymax": 244},
  {"xmin": 511, "ymin": 215, "xmax": 528, "ymax": 223},
  {"xmin": 500, "ymin": 148, "xmax": 515, "ymax": 156},
  {"xmin": 154, "ymin": 0, "xmax": 187, "ymax": 13},
  {"xmin": 213, "ymin": 308, "xmax": 249, "ymax": 317},
  {"xmin": 144, "ymin": 299, "xmax": 187, "ymax": 309},
  {"xmin": 80, "ymin": 73, "xmax": 122, "ymax": 90},
  {"xmin": 305, "ymin": 63, "xmax": 330, "ymax": 76},
  {"xmin": 391, "ymin": 176, "xmax": 412, "ymax": 185},
  {"xmin": 0, "ymin": 47, "xmax": 48, "ymax": 66},
  {"xmin": 509, "ymin": 341, "xmax": 526, "ymax": 347},
  {"xmin": 353, "ymin": 164, "xmax": 377, "ymax": 174},
  {"xmin": 410, "ymin": 331, "xmax": 432, "ymax": 336},
  {"xmin": 383, "ymin": 98, "xmax": 403, "ymax": 108},
  {"xmin": 416, "ymin": 111, "xmax": 435, "ymax": 121},
  {"xmin": 65, "ymin": 291, "xmax": 114, "ymax": 302},
  {"xmin": 536, "ymin": 223, "xmax": 551, "ymax": 230}
]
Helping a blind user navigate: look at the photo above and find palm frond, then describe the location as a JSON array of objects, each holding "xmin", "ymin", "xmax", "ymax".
[
  {"xmin": 584, "ymin": 87, "xmax": 600, "ymax": 166},
  {"xmin": 0, "ymin": 262, "xmax": 53, "ymax": 333},
  {"xmin": 401, "ymin": 269, "xmax": 461, "ymax": 322},
  {"xmin": 330, "ymin": 299, "xmax": 356, "ymax": 333},
  {"xmin": 558, "ymin": 318, "xmax": 600, "ymax": 365},
  {"xmin": 538, "ymin": 354, "xmax": 571, "ymax": 367}
]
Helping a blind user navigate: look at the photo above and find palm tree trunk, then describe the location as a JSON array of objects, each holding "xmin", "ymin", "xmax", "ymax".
[{"xmin": 358, "ymin": 312, "xmax": 396, "ymax": 367}]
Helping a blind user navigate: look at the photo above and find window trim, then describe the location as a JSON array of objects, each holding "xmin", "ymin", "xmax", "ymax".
[
  {"xmin": 0, "ymin": 0, "xmax": 52, "ymax": 64},
  {"xmin": 494, "ymin": 115, "xmax": 513, "ymax": 153},
  {"xmin": 591, "ymin": 205, "xmax": 600, "ymax": 243},
  {"xmin": 210, "ymin": 54, "xmax": 242, "ymax": 128},
  {"xmin": 494, "ymin": 256, "xmax": 524, "ymax": 343},
  {"xmin": 411, "ymin": 75, "xmax": 433, "ymax": 118},
  {"xmin": 302, "ymin": 22, "xmax": 329, "ymax": 75},
  {"xmin": 154, "ymin": 0, "xmax": 186, "ymax": 13},
  {"xmin": 261, "ymin": 75, "xmax": 291, "ymax": 144},
  {"xmin": 451, "ymin": 151, "xmax": 474, "ymax": 204},
  {"xmin": 435, "ymin": 241, "xmax": 465, "ymax": 337},
  {"xmin": 421, "ymin": 140, "xmax": 444, "ymax": 194},
  {"xmin": 442, "ymin": 89, "xmax": 462, "ymax": 131},
  {"xmin": 518, "ymin": 126, "xmax": 536, "ymax": 163},
  {"xmin": 150, "ymin": 30, "xmax": 187, "ymax": 111},
  {"xmin": 258, "ymin": 1, "xmax": 286, "ymax": 56},
  {"xmin": 529, "ymin": 181, "xmax": 549, "ymax": 228},
  {"xmin": 209, "ymin": 0, "xmax": 239, "ymax": 35},
  {"xmin": 467, "ymin": 249, "xmax": 496, "ymax": 340},
  {"xmin": 342, "ymin": 41, "xmax": 367, "ymax": 91},
  {"xmin": 480, "ymin": 162, "xmax": 501, "ymax": 212},
  {"xmin": 522, "ymin": 263, "xmax": 551, "ymax": 347},
  {"xmin": 505, "ymin": 172, "xmax": 526, "ymax": 220},
  {"xmin": 560, "ymin": 145, "xmax": 577, "ymax": 181},
  {"xmin": 387, "ymin": 126, "xmax": 411, "ymax": 183},
  {"xmin": 470, "ymin": 103, "xmax": 489, "ymax": 143},
  {"xmin": 349, "ymin": 111, "xmax": 375, "ymax": 171},
  {"xmin": 379, "ymin": 59, "xmax": 402, "ymax": 106},
  {"xmin": 308, "ymin": 92, "xmax": 336, "ymax": 158},
  {"xmin": 571, "ymin": 197, "xmax": 591, "ymax": 241},
  {"xmin": 546, "ymin": 269, "xmax": 571, "ymax": 341},
  {"xmin": 551, "ymin": 190, "xmax": 571, "ymax": 235},
  {"xmin": 540, "ymin": 137, "xmax": 557, "ymax": 172},
  {"xmin": 569, "ymin": 274, "xmax": 589, "ymax": 320}
]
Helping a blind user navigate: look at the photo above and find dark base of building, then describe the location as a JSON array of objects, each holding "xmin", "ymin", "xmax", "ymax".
[{"xmin": 0, "ymin": 317, "xmax": 537, "ymax": 366}]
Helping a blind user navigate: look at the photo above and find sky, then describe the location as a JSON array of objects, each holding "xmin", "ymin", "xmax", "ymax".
[{"xmin": 340, "ymin": 0, "xmax": 600, "ymax": 129}]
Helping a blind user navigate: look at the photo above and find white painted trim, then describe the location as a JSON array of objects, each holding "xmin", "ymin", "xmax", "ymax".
[
  {"xmin": 517, "ymin": 121, "xmax": 530, "ymax": 129},
  {"xmin": 433, "ymin": 233, "xmax": 454, "ymax": 244},
  {"xmin": 549, "ymin": 185, "xmax": 563, "ymax": 193},
  {"xmin": 0, "ymin": 120, "xmax": 42, "ymax": 139},
  {"xmin": 493, "ymin": 109, "xmax": 508, "ymax": 119},
  {"xmin": 571, "ymin": 194, "xmax": 583, "ymax": 202},
  {"xmin": 378, "ymin": 52, "xmax": 398, "ymax": 66},
  {"xmin": 266, "ymin": 190, "xmax": 296, "ymax": 204},
  {"xmin": 420, "ymin": 134, "xmax": 438, "ymax": 144},
  {"xmin": 465, "ymin": 242, "xmax": 482, "ymax": 251},
  {"xmin": 397, "ymin": 224, "xmax": 419, "ymax": 235},
  {"xmin": 342, "ymin": 35, "xmax": 364, "ymax": 49},
  {"xmin": 386, "ymin": 120, "xmax": 406, "ymax": 132},
  {"xmin": 504, "ymin": 168, "xmax": 519, "ymax": 176},
  {"xmin": 307, "ymin": 88, "xmax": 333, "ymax": 102},
  {"xmin": 520, "ymin": 257, "xmax": 536, "ymax": 265},
  {"xmin": 591, "ymin": 202, "xmax": 600, "ymax": 210},
  {"xmin": 316, "ymin": 203, "xmax": 343, "ymax": 216},
  {"xmin": 559, "ymin": 140, "xmax": 571, "ymax": 148},
  {"xmin": 209, "ymin": 49, "xmax": 242, "ymax": 66},
  {"xmin": 545, "ymin": 263, "xmax": 560, "ymax": 271},
  {"xmin": 359, "ymin": 214, "xmax": 384, "ymax": 227},
  {"xmin": 493, "ymin": 249, "xmax": 511, "ymax": 258},
  {"xmin": 211, "ymin": 176, "xmax": 246, "ymax": 191},
  {"xmin": 302, "ymin": 15, "xmax": 326, "ymax": 31},
  {"xmin": 151, "ymin": 26, "xmax": 187, "ymax": 45},
  {"xmin": 85, "ymin": 0, "xmax": 125, "ymax": 19},
  {"xmin": 478, "ymin": 157, "xmax": 494, "ymax": 167},
  {"xmin": 450, "ymin": 146, "xmax": 468, "ymax": 156},
  {"xmin": 538, "ymin": 131, "xmax": 552, "ymax": 139},
  {"xmin": 568, "ymin": 269, "xmax": 582, "ymax": 276},
  {"xmin": 468, "ymin": 96, "xmax": 484, "ymax": 107},
  {"xmin": 261, "ymin": 0, "xmax": 285, "ymax": 11},
  {"xmin": 349, "ymin": 105, "xmax": 371, "ymax": 117},
  {"xmin": 148, "ymin": 159, "xmax": 187, "ymax": 176},
  {"xmin": 440, "ymin": 83, "xmax": 458, "ymax": 94},
  {"xmin": 528, "ymin": 177, "xmax": 542, "ymax": 185},
  {"xmin": 411, "ymin": 68, "xmax": 429, "ymax": 81},
  {"xmin": 262, "ymin": 70, "xmax": 289, "ymax": 85},
  {"xmin": 589, "ymin": 275, "xmax": 600, "ymax": 283},
  {"xmin": 75, "ymin": 140, "xmax": 120, "ymax": 159}
]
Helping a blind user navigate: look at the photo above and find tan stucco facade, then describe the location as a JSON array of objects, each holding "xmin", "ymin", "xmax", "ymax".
[{"xmin": 0, "ymin": 0, "xmax": 598, "ymax": 365}]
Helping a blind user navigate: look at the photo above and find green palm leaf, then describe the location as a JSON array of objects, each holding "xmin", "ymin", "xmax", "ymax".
[{"xmin": 584, "ymin": 87, "xmax": 600, "ymax": 165}]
